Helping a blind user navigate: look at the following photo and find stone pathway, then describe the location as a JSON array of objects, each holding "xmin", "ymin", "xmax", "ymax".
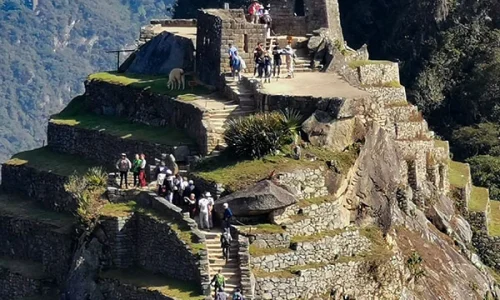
[{"xmin": 204, "ymin": 230, "xmax": 241, "ymax": 295}]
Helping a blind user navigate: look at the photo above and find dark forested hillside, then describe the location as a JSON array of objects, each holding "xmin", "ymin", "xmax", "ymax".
[
  {"xmin": 339, "ymin": 0, "xmax": 500, "ymax": 198},
  {"xmin": 0, "ymin": 0, "xmax": 173, "ymax": 165}
]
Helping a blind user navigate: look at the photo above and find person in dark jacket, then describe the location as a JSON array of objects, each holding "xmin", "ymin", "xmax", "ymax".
[{"xmin": 222, "ymin": 203, "xmax": 233, "ymax": 230}]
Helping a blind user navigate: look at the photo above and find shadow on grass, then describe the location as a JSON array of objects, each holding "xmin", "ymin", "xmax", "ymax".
[{"xmin": 88, "ymin": 72, "xmax": 214, "ymax": 101}]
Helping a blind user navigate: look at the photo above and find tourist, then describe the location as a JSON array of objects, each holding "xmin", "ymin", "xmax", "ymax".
[
  {"xmin": 272, "ymin": 42, "xmax": 282, "ymax": 78},
  {"xmin": 206, "ymin": 192, "xmax": 215, "ymax": 229},
  {"xmin": 283, "ymin": 45, "xmax": 295, "ymax": 78},
  {"xmin": 211, "ymin": 270, "xmax": 226, "ymax": 298},
  {"xmin": 228, "ymin": 43, "xmax": 238, "ymax": 69},
  {"xmin": 231, "ymin": 51, "xmax": 242, "ymax": 82},
  {"xmin": 248, "ymin": 0, "xmax": 262, "ymax": 24},
  {"xmin": 260, "ymin": 9, "xmax": 272, "ymax": 39},
  {"xmin": 199, "ymin": 193, "xmax": 211, "ymax": 230},
  {"xmin": 220, "ymin": 228, "xmax": 232, "ymax": 260},
  {"xmin": 184, "ymin": 179, "xmax": 199, "ymax": 199},
  {"xmin": 173, "ymin": 173, "xmax": 184, "ymax": 206},
  {"xmin": 131, "ymin": 154, "xmax": 141, "ymax": 187},
  {"xmin": 184, "ymin": 193, "xmax": 197, "ymax": 219},
  {"xmin": 216, "ymin": 287, "xmax": 227, "ymax": 300},
  {"xmin": 232, "ymin": 288, "xmax": 244, "ymax": 300},
  {"xmin": 139, "ymin": 153, "xmax": 147, "ymax": 188},
  {"xmin": 263, "ymin": 50, "xmax": 272, "ymax": 83},
  {"xmin": 223, "ymin": 203, "xmax": 233, "ymax": 230},
  {"xmin": 115, "ymin": 153, "xmax": 132, "ymax": 189},
  {"xmin": 253, "ymin": 43, "xmax": 264, "ymax": 77},
  {"xmin": 165, "ymin": 169, "xmax": 175, "ymax": 203}
]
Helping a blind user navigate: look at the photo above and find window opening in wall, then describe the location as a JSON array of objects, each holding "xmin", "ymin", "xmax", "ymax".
[
  {"xmin": 439, "ymin": 164, "xmax": 445, "ymax": 190},
  {"xmin": 244, "ymin": 34, "xmax": 249, "ymax": 53},
  {"xmin": 294, "ymin": 0, "xmax": 305, "ymax": 16}
]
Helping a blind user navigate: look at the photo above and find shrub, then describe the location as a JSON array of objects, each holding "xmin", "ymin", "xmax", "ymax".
[
  {"xmin": 224, "ymin": 109, "xmax": 302, "ymax": 159},
  {"xmin": 406, "ymin": 251, "xmax": 426, "ymax": 281},
  {"xmin": 466, "ymin": 155, "xmax": 500, "ymax": 199}
]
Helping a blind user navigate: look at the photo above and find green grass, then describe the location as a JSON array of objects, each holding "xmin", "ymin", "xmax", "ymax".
[
  {"xmin": 348, "ymin": 60, "xmax": 393, "ymax": 69},
  {"xmin": 101, "ymin": 268, "xmax": 204, "ymax": 299},
  {"xmin": 252, "ymin": 268, "xmax": 295, "ymax": 279},
  {"xmin": 88, "ymin": 72, "xmax": 212, "ymax": 101},
  {"xmin": 0, "ymin": 256, "xmax": 49, "ymax": 280},
  {"xmin": 297, "ymin": 196, "xmax": 336, "ymax": 208},
  {"xmin": 239, "ymin": 224, "xmax": 285, "ymax": 234},
  {"xmin": 101, "ymin": 201, "xmax": 139, "ymax": 218},
  {"xmin": 290, "ymin": 229, "xmax": 343, "ymax": 244},
  {"xmin": 249, "ymin": 245, "xmax": 291, "ymax": 257},
  {"xmin": 361, "ymin": 81, "xmax": 402, "ymax": 88},
  {"xmin": 193, "ymin": 146, "xmax": 357, "ymax": 192},
  {"xmin": 488, "ymin": 200, "xmax": 500, "ymax": 236},
  {"xmin": 469, "ymin": 186, "xmax": 489, "ymax": 212},
  {"xmin": 434, "ymin": 140, "xmax": 449, "ymax": 150},
  {"xmin": 448, "ymin": 160, "xmax": 470, "ymax": 188},
  {"xmin": 5, "ymin": 147, "xmax": 101, "ymax": 177},
  {"xmin": 51, "ymin": 95, "xmax": 194, "ymax": 146},
  {"xmin": 0, "ymin": 193, "xmax": 75, "ymax": 233}
]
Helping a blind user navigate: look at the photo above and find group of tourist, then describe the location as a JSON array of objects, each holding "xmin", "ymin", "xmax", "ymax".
[
  {"xmin": 115, "ymin": 153, "xmax": 147, "ymax": 189},
  {"xmin": 211, "ymin": 270, "xmax": 245, "ymax": 300},
  {"xmin": 228, "ymin": 40, "xmax": 295, "ymax": 83}
]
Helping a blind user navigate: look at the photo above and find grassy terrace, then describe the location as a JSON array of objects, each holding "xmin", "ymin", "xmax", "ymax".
[
  {"xmin": 238, "ymin": 223, "xmax": 285, "ymax": 235},
  {"xmin": 88, "ymin": 72, "xmax": 212, "ymax": 101},
  {"xmin": 51, "ymin": 96, "xmax": 194, "ymax": 146},
  {"xmin": 192, "ymin": 146, "xmax": 357, "ymax": 192},
  {"xmin": 448, "ymin": 160, "xmax": 470, "ymax": 188},
  {"xmin": 0, "ymin": 256, "xmax": 49, "ymax": 280},
  {"xmin": 101, "ymin": 268, "xmax": 204, "ymax": 300},
  {"xmin": 0, "ymin": 193, "xmax": 75, "ymax": 233},
  {"xmin": 101, "ymin": 201, "xmax": 205, "ymax": 254},
  {"xmin": 5, "ymin": 147, "xmax": 101, "ymax": 177},
  {"xmin": 489, "ymin": 200, "xmax": 500, "ymax": 236},
  {"xmin": 469, "ymin": 186, "xmax": 489, "ymax": 212},
  {"xmin": 290, "ymin": 229, "xmax": 345, "ymax": 244}
]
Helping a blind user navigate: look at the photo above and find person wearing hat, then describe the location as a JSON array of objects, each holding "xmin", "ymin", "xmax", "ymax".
[
  {"xmin": 115, "ymin": 153, "xmax": 132, "ymax": 189},
  {"xmin": 198, "ymin": 192, "xmax": 211, "ymax": 230},
  {"xmin": 222, "ymin": 203, "xmax": 233, "ymax": 230}
]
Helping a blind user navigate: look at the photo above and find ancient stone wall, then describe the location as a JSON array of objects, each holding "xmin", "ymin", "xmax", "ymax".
[
  {"xmin": 358, "ymin": 63, "xmax": 400, "ymax": 86},
  {"xmin": 99, "ymin": 278, "xmax": 175, "ymax": 300},
  {"xmin": 0, "ymin": 215, "xmax": 74, "ymax": 284},
  {"xmin": 0, "ymin": 266, "xmax": 55, "ymax": 300},
  {"xmin": 84, "ymin": 80, "xmax": 209, "ymax": 155},
  {"xmin": 47, "ymin": 122, "xmax": 194, "ymax": 165},
  {"xmin": 251, "ymin": 230, "xmax": 371, "ymax": 272},
  {"xmin": 1, "ymin": 164, "xmax": 76, "ymax": 212},
  {"xmin": 276, "ymin": 167, "xmax": 329, "ymax": 200},
  {"xmin": 266, "ymin": 0, "xmax": 307, "ymax": 36},
  {"xmin": 101, "ymin": 216, "xmax": 137, "ymax": 269},
  {"xmin": 196, "ymin": 11, "xmax": 223, "ymax": 86},
  {"xmin": 304, "ymin": 0, "xmax": 344, "ymax": 42}
]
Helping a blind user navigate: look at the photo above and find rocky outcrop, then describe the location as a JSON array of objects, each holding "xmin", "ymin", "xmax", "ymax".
[
  {"xmin": 123, "ymin": 31, "xmax": 195, "ymax": 75},
  {"xmin": 215, "ymin": 180, "xmax": 297, "ymax": 217},
  {"xmin": 347, "ymin": 125, "xmax": 402, "ymax": 231}
]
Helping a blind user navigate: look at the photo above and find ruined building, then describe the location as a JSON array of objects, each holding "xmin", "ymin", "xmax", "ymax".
[{"xmin": 1, "ymin": 0, "xmax": 500, "ymax": 299}]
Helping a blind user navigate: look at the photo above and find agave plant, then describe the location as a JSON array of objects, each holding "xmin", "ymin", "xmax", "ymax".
[{"xmin": 224, "ymin": 110, "xmax": 303, "ymax": 159}]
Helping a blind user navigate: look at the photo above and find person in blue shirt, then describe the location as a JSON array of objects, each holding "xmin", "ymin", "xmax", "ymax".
[
  {"xmin": 228, "ymin": 43, "xmax": 238, "ymax": 69},
  {"xmin": 223, "ymin": 203, "xmax": 233, "ymax": 229},
  {"xmin": 231, "ymin": 51, "xmax": 242, "ymax": 82}
]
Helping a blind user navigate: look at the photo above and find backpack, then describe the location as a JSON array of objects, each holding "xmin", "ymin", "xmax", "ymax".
[
  {"xmin": 157, "ymin": 173, "xmax": 166, "ymax": 185},
  {"xmin": 119, "ymin": 159, "xmax": 129, "ymax": 171},
  {"xmin": 216, "ymin": 274, "xmax": 224, "ymax": 286},
  {"xmin": 233, "ymin": 293, "xmax": 243, "ymax": 300}
]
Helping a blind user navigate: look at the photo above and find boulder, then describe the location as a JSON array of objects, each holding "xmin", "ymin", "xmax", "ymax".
[
  {"xmin": 302, "ymin": 112, "xmax": 362, "ymax": 151},
  {"xmin": 451, "ymin": 215, "xmax": 473, "ymax": 244},
  {"xmin": 174, "ymin": 145, "xmax": 191, "ymax": 162},
  {"xmin": 122, "ymin": 31, "xmax": 195, "ymax": 75},
  {"xmin": 215, "ymin": 180, "xmax": 297, "ymax": 216}
]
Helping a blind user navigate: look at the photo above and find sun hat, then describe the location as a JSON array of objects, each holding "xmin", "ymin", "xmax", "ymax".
[
  {"xmin": 223, "ymin": 203, "xmax": 229, "ymax": 208},
  {"xmin": 205, "ymin": 192, "xmax": 212, "ymax": 197}
]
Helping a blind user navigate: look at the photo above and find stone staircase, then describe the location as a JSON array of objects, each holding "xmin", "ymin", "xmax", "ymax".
[
  {"xmin": 264, "ymin": 37, "xmax": 319, "ymax": 75},
  {"xmin": 205, "ymin": 231, "xmax": 241, "ymax": 294}
]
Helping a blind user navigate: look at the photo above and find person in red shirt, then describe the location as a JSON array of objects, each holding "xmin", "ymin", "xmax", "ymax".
[{"xmin": 248, "ymin": 0, "xmax": 262, "ymax": 24}]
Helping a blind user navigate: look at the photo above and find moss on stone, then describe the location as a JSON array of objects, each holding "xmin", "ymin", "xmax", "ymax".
[
  {"xmin": 469, "ymin": 186, "xmax": 489, "ymax": 212},
  {"xmin": 434, "ymin": 140, "xmax": 448, "ymax": 150},
  {"xmin": 101, "ymin": 268, "xmax": 204, "ymax": 299},
  {"xmin": 348, "ymin": 60, "xmax": 393, "ymax": 69},
  {"xmin": 239, "ymin": 224, "xmax": 285, "ymax": 234},
  {"xmin": 448, "ymin": 160, "xmax": 470, "ymax": 188},
  {"xmin": 252, "ymin": 268, "xmax": 295, "ymax": 279},
  {"xmin": 101, "ymin": 201, "xmax": 138, "ymax": 218},
  {"xmin": 488, "ymin": 200, "xmax": 500, "ymax": 236},
  {"xmin": 290, "ymin": 229, "xmax": 344, "ymax": 244},
  {"xmin": 297, "ymin": 195, "xmax": 336, "ymax": 208},
  {"xmin": 249, "ymin": 245, "xmax": 291, "ymax": 257},
  {"xmin": 88, "ymin": 72, "xmax": 211, "ymax": 100},
  {"xmin": 5, "ymin": 147, "xmax": 100, "ymax": 177}
]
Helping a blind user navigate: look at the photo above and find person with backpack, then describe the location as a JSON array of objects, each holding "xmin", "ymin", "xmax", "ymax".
[
  {"xmin": 231, "ymin": 51, "xmax": 242, "ymax": 82},
  {"xmin": 232, "ymin": 288, "xmax": 244, "ymax": 300},
  {"xmin": 139, "ymin": 153, "xmax": 147, "ymax": 188},
  {"xmin": 115, "ymin": 153, "xmax": 132, "ymax": 189},
  {"xmin": 131, "ymin": 154, "xmax": 141, "ymax": 187},
  {"xmin": 248, "ymin": 0, "xmax": 262, "ymax": 24},
  {"xmin": 263, "ymin": 51, "xmax": 272, "ymax": 83},
  {"xmin": 222, "ymin": 203, "xmax": 233, "ymax": 230},
  {"xmin": 253, "ymin": 43, "xmax": 264, "ymax": 77},
  {"xmin": 228, "ymin": 43, "xmax": 238, "ymax": 69},
  {"xmin": 260, "ymin": 9, "xmax": 272, "ymax": 38},
  {"xmin": 220, "ymin": 228, "xmax": 232, "ymax": 260},
  {"xmin": 215, "ymin": 287, "xmax": 227, "ymax": 300},
  {"xmin": 272, "ymin": 41, "xmax": 282, "ymax": 78},
  {"xmin": 211, "ymin": 270, "xmax": 225, "ymax": 298}
]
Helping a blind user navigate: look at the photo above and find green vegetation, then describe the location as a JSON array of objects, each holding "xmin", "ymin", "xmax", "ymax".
[
  {"xmin": 434, "ymin": 140, "xmax": 449, "ymax": 150},
  {"xmin": 0, "ymin": 192, "xmax": 74, "ymax": 232},
  {"xmin": 51, "ymin": 97, "xmax": 193, "ymax": 146},
  {"xmin": 359, "ymin": 226, "xmax": 392, "ymax": 265},
  {"xmin": 406, "ymin": 251, "xmax": 426, "ymax": 281},
  {"xmin": 348, "ymin": 60, "xmax": 393, "ymax": 69},
  {"xmin": 361, "ymin": 81, "xmax": 402, "ymax": 88},
  {"xmin": 249, "ymin": 245, "xmax": 291, "ymax": 257},
  {"xmin": 290, "ymin": 229, "xmax": 344, "ymax": 244},
  {"xmin": 467, "ymin": 155, "xmax": 500, "ymax": 200},
  {"xmin": 448, "ymin": 160, "xmax": 470, "ymax": 188},
  {"xmin": 297, "ymin": 196, "xmax": 336, "ymax": 208},
  {"xmin": 88, "ymin": 72, "xmax": 211, "ymax": 101},
  {"xmin": 224, "ymin": 109, "xmax": 302, "ymax": 159},
  {"xmin": 488, "ymin": 200, "xmax": 500, "ymax": 236},
  {"xmin": 239, "ymin": 224, "xmax": 285, "ymax": 234},
  {"xmin": 101, "ymin": 268, "xmax": 204, "ymax": 300},
  {"xmin": 469, "ymin": 186, "xmax": 489, "ymax": 212},
  {"xmin": 304, "ymin": 145, "xmax": 359, "ymax": 174},
  {"xmin": 251, "ymin": 268, "xmax": 295, "ymax": 279},
  {"xmin": 101, "ymin": 201, "xmax": 140, "ymax": 218},
  {"xmin": 0, "ymin": 256, "xmax": 49, "ymax": 280},
  {"xmin": 5, "ymin": 147, "xmax": 101, "ymax": 177}
]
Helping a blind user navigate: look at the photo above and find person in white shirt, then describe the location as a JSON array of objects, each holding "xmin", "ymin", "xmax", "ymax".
[
  {"xmin": 205, "ymin": 192, "xmax": 215, "ymax": 229},
  {"xmin": 198, "ymin": 195, "xmax": 210, "ymax": 229}
]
